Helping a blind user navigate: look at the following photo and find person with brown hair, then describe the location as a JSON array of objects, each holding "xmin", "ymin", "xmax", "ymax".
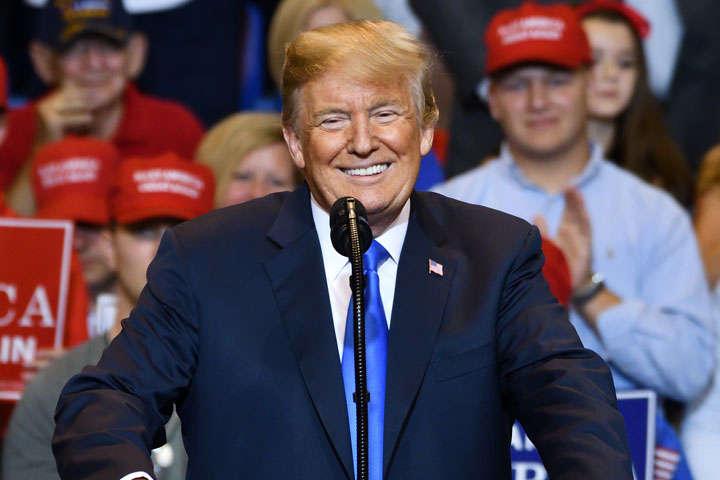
[
  {"xmin": 577, "ymin": 0, "xmax": 693, "ymax": 206},
  {"xmin": 196, "ymin": 112, "xmax": 301, "ymax": 208},
  {"xmin": 30, "ymin": 137, "xmax": 122, "ymax": 337}
]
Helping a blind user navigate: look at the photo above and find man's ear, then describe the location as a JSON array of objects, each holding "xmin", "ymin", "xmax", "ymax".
[
  {"xmin": 486, "ymin": 82, "xmax": 502, "ymax": 122},
  {"xmin": 420, "ymin": 125, "xmax": 435, "ymax": 157},
  {"xmin": 100, "ymin": 228, "xmax": 118, "ymax": 271},
  {"xmin": 29, "ymin": 41, "xmax": 57, "ymax": 85},
  {"xmin": 125, "ymin": 33, "xmax": 148, "ymax": 79},
  {"xmin": 283, "ymin": 125, "xmax": 305, "ymax": 169}
]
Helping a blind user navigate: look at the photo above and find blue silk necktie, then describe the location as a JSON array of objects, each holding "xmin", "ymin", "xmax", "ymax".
[{"xmin": 342, "ymin": 240, "xmax": 390, "ymax": 480}]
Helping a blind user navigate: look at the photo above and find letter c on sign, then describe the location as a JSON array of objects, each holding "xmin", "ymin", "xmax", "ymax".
[{"xmin": 0, "ymin": 283, "xmax": 17, "ymax": 327}]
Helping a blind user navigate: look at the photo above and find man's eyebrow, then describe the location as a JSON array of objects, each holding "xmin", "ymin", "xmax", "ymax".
[
  {"xmin": 369, "ymin": 98, "xmax": 403, "ymax": 110},
  {"xmin": 312, "ymin": 107, "xmax": 349, "ymax": 118}
]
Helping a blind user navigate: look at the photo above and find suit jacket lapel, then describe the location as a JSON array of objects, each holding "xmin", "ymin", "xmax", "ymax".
[
  {"xmin": 264, "ymin": 185, "xmax": 354, "ymax": 478},
  {"xmin": 383, "ymin": 192, "xmax": 457, "ymax": 475}
]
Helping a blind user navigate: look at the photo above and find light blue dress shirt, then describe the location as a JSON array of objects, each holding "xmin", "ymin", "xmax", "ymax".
[{"xmin": 432, "ymin": 143, "xmax": 715, "ymax": 402}]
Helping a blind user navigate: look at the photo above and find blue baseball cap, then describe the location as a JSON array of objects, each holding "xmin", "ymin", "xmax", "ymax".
[{"xmin": 35, "ymin": 0, "xmax": 135, "ymax": 50}]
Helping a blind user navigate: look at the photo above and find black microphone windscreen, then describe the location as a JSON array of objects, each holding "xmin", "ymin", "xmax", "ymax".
[{"xmin": 329, "ymin": 197, "xmax": 372, "ymax": 257}]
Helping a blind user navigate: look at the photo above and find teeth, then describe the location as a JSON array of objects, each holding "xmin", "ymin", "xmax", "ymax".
[{"xmin": 343, "ymin": 164, "xmax": 389, "ymax": 176}]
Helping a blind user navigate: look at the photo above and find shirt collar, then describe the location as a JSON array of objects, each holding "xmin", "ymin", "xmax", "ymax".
[
  {"xmin": 499, "ymin": 141, "xmax": 604, "ymax": 192},
  {"xmin": 311, "ymin": 194, "xmax": 410, "ymax": 282}
]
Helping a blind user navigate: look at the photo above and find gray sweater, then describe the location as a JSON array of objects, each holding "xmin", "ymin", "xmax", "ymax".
[{"xmin": 2, "ymin": 334, "xmax": 186, "ymax": 480}]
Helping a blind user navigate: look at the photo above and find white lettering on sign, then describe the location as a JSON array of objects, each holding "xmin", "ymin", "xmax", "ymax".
[
  {"xmin": 512, "ymin": 462, "xmax": 548, "ymax": 480},
  {"xmin": 511, "ymin": 424, "xmax": 537, "ymax": 451},
  {"xmin": 18, "ymin": 285, "xmax": 55, "ymax": 328},
  {"xmin": 0, "ymin": 284, "xmax": 55, "ymax": 328},
  {"xmin": 0, "ymin": 283, "xmax": 18, "ymax": 326},
  {"xmin": 0, "ymin": 336, "xmax": 37, "ymax": 364}
]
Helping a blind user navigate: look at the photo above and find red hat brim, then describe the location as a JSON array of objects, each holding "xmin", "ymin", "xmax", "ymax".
[{"xmin": 35, "ymin": 192, "xmax": 110, "ymax": 225}]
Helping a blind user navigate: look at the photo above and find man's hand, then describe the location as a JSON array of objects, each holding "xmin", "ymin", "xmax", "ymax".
[
  {"xmin": 534, "ymin": 188, "xmax": 592, "ymax": 292},
  {"xmin": 535, "ymin": 189, "xmax": 621, "ymax": 331},
  {"xmin": 36, "ymin": 84, "xmax": 95, "ymax": 141}
]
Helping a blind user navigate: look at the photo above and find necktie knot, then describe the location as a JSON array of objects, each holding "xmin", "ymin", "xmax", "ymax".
[{"xmin": 363, "ymin": 240, "xmax": 390, "ymax": 273}]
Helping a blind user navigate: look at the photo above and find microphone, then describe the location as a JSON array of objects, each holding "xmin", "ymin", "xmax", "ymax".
[
  {"xmin": 329, "ymin": 197, "xmax": 372, "ymax": 257},
  {"xmin": 329, "ymin": 196, "xmax": 372, "ymax": 480}
]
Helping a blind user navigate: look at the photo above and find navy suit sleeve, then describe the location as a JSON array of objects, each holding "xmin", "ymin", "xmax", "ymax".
[
  {"xmin": 53, "ymin": 229, "xmax": 198, "ymax": 479},
  {"xmin": 497, "ymin": 226, "xmax": 632, "ymax": 479}
]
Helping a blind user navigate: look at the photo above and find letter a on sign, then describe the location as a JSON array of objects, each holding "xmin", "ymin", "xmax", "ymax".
[{"xmin": 18, "ymin": 285, "xmax": 55, "ymax": 328}]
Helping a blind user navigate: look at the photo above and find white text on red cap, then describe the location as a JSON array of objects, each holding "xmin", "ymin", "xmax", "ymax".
[
  {"xmin": 133, "ymin": 168, "xmax": 205, "ymax": 199},
  {"xmin": 498, "ymin": 16, "xmax": 566, "ymax": 45},
  {"xmin": 38, "ymin": 157, "xmax": 100, "ymax": 188}
]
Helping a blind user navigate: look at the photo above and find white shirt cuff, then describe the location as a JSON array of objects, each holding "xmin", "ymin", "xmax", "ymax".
[{"xmin": 118, "ymin": 472, "xmax": 154, "ymax": 480}]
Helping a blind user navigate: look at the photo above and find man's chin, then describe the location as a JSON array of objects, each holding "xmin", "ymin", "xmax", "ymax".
[
  {"xmin": 364, "ymin": 195, "xmax": 410, "ymax": 226},
  {"xmin": 347, "ymin": 191, "xmax": 389, "ymax": 213},
  {"xmin": 80, "ymin": 85, "xmax": 126, "ymax": 111}
]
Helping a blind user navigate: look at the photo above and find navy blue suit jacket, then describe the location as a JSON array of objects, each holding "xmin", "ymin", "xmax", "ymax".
[{"xmin": 53, "ymin": 184, "xmax": 632, "ymax": 479}]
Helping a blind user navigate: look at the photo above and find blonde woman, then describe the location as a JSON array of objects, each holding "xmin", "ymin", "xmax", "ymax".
[{"xmin": 196, "ymin": 112, "xmax": 302, "ymax": 208}]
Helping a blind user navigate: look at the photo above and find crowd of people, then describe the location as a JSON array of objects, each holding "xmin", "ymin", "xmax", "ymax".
[{"xmin": 0, "ymin": 0, "xmax": 718, "ymax": 479}]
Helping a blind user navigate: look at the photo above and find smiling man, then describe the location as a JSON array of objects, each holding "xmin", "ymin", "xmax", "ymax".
[
  {"xmin": 0, "ymin": 0, "xmax": 204, "ymax": 215},
  {"xmin": 283, "ymin": 72, "xmax": 433, "ymax": 236},
  {"xmin": 53, "ymin": 20, "xmax": 631, "ymax": 480}
]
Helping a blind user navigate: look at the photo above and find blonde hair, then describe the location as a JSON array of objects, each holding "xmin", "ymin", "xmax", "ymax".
[
  {"xmin": 282, "ymin": 20, "xmax": 439, "ymax": 131},
  {"xmin": 697, "ymin": 144, "xmax": 720, "ymax": 198},
  {"xmin": 267, "ymin": 0, "xmax": 383, "ymax": 90},
  {"xmin": 196, "ymin": 112, "xmax": 300, "ymax": 206}
]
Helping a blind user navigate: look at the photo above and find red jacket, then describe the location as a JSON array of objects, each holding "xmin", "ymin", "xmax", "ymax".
[{"xmin": 0, "ymin": 84, "xmax": 204, "ymax": 189}]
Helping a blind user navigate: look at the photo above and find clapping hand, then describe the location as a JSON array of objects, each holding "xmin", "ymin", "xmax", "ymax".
[{"xmin": 533, "ymin": 188, "xmax": 593, "ymax": 293}]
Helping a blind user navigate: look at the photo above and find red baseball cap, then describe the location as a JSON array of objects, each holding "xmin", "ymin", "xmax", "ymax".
[
  {"xmin": 576, "ymin": 0, "xmax": 651, "ymax": 39},
  {"xmin": 484, "ymin": 1, "xmax": 592, "ymax": 75},
  {"xmin": 109, "ymin": 152, "xmax": 215, "ymax": 224},
  {"xmin": 32, "ymin": 136, "xmax": 121, "ymax": 225},
  {"xmin": 0, "ymin": 55, "xmax": 7, "ymax": 109}
]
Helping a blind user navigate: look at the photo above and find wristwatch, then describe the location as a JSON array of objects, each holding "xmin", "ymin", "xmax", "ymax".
[{"xmin": 572, "ymin": 272, "xmax": 605, "ymax": 306}]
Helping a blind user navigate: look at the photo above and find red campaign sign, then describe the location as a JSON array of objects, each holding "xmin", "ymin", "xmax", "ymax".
[{"xmin": 0, "ymin": 218, "xmax": 73, "ymax": 400}]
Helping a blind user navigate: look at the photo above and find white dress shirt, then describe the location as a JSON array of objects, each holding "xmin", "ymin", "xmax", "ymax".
[{"xmin": 311, "ymin": 194, "xmax": 410, "ymax": 359}]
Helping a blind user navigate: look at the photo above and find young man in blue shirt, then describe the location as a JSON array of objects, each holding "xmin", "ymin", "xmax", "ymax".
[{"xmin": 433, "ymin": 5, "xmax": 714, "ymax": 476}]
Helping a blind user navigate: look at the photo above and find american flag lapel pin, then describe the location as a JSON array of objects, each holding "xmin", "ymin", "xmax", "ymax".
[{"xmin": 428, "ymin": 259, "xmax": 443, "ymax": 276}]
